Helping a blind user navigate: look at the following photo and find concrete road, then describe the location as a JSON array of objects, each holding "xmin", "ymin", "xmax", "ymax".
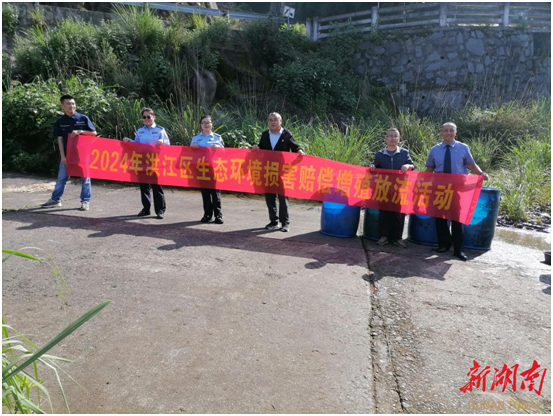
[
  {"xmin": 2, "ymin": 173, "xmax": 373, "ymax": 414},
  {"xmin": 2, "ymin": 172, "xmax": 550, "ymax": 413}
]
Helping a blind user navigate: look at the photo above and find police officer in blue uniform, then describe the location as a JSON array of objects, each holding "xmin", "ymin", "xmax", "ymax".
[
  {"xmin": 191, "ymin": 115, "xmax": 224, "ymax": 224},
  {"xmin": 123, "ymin": 108, "xmax": 170, "ymax": 219}
]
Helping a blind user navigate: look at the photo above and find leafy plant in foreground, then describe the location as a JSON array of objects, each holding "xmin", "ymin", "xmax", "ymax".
[{"xmin": 2, "ymin": 249, "xmax": 110, "ymax": 413}]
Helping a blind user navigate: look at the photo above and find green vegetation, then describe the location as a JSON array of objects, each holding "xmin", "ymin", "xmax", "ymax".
[
  {"xmin": 2, "ymin": 249, "xmax": 110, "ymax": 413},
  {"xmin": 2, "ymin": 77, "xmax": 120, "ymax": 173},
  {"xmin": 2, "ymin": 4, "xmax": 19, "ymax": 34},
  {"xmin": 2, "ymin": 5, "xmax": 550, "ymax": 224}
]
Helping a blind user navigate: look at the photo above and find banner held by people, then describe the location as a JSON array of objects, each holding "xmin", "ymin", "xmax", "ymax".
[{"xmin": 67, "ymin": 136, "xmax": 483, "ymax": 224}]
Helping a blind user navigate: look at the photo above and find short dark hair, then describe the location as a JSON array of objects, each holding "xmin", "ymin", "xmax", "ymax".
[
  {"xmin": 60, "ymin": 94, "xmax": 74, "ymax": 104},
  {"xmin": 200, "ymin": 114, "xmax": 211, "ymax": 124},
  {"xmin": 142, "ymin": 108, "xmax": 155, "ymax": 117}
]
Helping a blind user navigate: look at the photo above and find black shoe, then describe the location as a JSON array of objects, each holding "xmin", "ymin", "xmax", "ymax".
[
  {"xmin": 214, "ymin": 217, "xmax": 224, "ymax": 224},
  {"xmin": 201, "ymin": 216, "xmax": 211, "ymax": 223},
  {"xmin": 265, "ymin": 222, "xmax": 279, "ymax": 230},
  {"xmin": 138, "ymin": 209, "xmax": 150, "ymax": 217},
  {"xmin": 433, "ymin": 246, "xmax": 451, "ymax": 253},
  {"xmin": 156, "ymin": 212, "xmax": 164, "ymax": 219},
  {"xmin": 454, "ymin": 251, "xmax": 468, "ymax": 261}
]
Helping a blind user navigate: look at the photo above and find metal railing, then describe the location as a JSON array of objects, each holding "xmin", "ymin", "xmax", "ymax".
[
  {"xmin": 306, "ymin": 2, "xmax": 551, "ymax": 40},
  {"xmin": 118, "ymin": 2, "xmax": 283, "ymax": 21}
]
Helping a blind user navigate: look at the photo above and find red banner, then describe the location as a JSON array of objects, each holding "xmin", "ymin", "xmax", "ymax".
[{"xmin": 67, "ymin": 136, "xmax": 483, "ymax": 224}]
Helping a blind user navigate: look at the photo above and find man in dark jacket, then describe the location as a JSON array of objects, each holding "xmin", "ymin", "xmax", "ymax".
[
  {"xmin": 253, "ymin": 112, "xmax": 305, "ymax": 232},
  {"xmin": 370, "ymin": 128, "xmax": 414, "ymax": 248}
]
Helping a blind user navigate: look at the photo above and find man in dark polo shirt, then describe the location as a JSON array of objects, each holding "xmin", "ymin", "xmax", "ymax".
[{"xmin": 41, "ymin": 95, "xmax": 97, "ymax": 211}]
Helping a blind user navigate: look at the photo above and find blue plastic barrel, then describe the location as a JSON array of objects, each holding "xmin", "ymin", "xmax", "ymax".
[
  {"xmin": 320, "ymin": 201, "xmax": 361, "ymax": 238},
  {"xmin": 463, "ymin": 187, "xmax": 501, "ymax": 250},
  {"xmin": 362, "ymin": 208, "xmax": 380, "ymax": 241},
  {"xmin": 407, "ymin": 214, "xmax": 439, "ymax": 247}
]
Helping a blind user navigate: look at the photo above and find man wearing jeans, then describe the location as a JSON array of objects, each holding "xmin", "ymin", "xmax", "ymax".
[{"xmin": 41, "ymin": 95, "xmax": 97, "ymax": 211}]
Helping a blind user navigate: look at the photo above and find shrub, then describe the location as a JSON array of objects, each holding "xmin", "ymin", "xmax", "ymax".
[
  {"xmin": 182, "ymin": 18, "xmax": 232, "ymax": 71},
  {"xmin": 2, "ymin": 76, "xmax": 119, "ymax": 173},
  {"xmin": 272, "ymin": 55, "xmax": 357, "ymax": 115},
  {"xmin": 96, "ymin": 21, "xmax": 132, "ymax": 61},
  {"xmin": 13, "ymin": 19, "xmax": 119, "ymax": 83},
  {"xmin": 2, "ymin": 52, "xmax": 14, "ymax": 90},
  {"xmin": 166, "ymin": 11, "xmax": 190, "ymax": 49},
  {"xmin": 190, "ymin": 13, "xmax": 208, "ymax": 30},
  {"xmin": 2, "ymin": 4, "xmax": 19, "ymax": 34},
  {"xmin": 134, "ymin": 52, "xmax": 173, "ymax": 99},
  {"xmin": 12, "ymin": 29, "xmax": 49, "ymax": 81},
  {"xmin": 2, "ymin": 79, "xmax": 61, "ymax": 173},
  {"xmin": 281, "ymin": 22, "xmax": 307, "ymax": 37},
  {"xmin": 267, "ymin": 29, "xmax": 361, "ymax": 116},
  {"xmin": 240, "ymin": 20, "xmax": 310, "ymax": 66}
]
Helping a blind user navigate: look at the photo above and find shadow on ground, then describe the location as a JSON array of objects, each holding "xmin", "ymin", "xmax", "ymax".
[{"xmin": 8, "ymin": 210, "xmax": 365, "ymax": 269}]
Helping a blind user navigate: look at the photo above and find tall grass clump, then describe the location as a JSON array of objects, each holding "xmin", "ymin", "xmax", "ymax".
[
  {"xmin": 490, "ymin": 138, "xmax": 551, "ymax": 222},
  {"xmin": 301, "ymin": 122, "xmax": 382, "ymax": 166},
  {"xmin": 97, "ymin": 97, "xmax": 145, "ymax": 141},
  {"xmin": 456, "ymin": 97, "xmax": 551, "ymax": 143},
  {"xmin": 156, "ymin": 103, "xmax": 206, "ymax": 145},
  {"xmin": 463, "ymin": 134, "xmax": 503, "ymax": 174},
  {"xmin": 456, "ymin": 98, "xmax": 551, "ymax": 222},
  {"xmin": 111, "ymin": 3, "xmax": 165, "ymax": 52}
]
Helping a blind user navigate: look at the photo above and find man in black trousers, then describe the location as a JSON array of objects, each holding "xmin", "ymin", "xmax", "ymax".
[
  {"xmin": 253, "ymin": 112, "xmax": 305, "ymax": 232},
  {"xmin": 426, "ymin": 122, "xmax": 489, "ymax": 261}
]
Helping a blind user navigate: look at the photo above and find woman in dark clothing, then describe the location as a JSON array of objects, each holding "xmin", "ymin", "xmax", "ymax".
[{"xmin": 370, "ymin": 128, "xmax": 415, "ymax": 248}]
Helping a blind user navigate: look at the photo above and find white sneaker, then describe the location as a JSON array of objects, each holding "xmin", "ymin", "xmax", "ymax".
[
  {"xmin": 376, "ymin": 236, "xmax": 388, "ymax": 246},
  {"xmin": 79, "ymin": 201, "xmax": 90, "ymax": 211},
  {"xmin": 41, "ymin": 199, "xmax": 62, "ymax": 208}
]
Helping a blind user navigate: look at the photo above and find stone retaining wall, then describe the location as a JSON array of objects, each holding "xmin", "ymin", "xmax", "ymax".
[
  {"xmin": 3, "ymin": 3, "xmax": 550, "ymax": 116},
  {"xmin": 353, "ymin": 28, "xmax": 551, "ymax": 115}
]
